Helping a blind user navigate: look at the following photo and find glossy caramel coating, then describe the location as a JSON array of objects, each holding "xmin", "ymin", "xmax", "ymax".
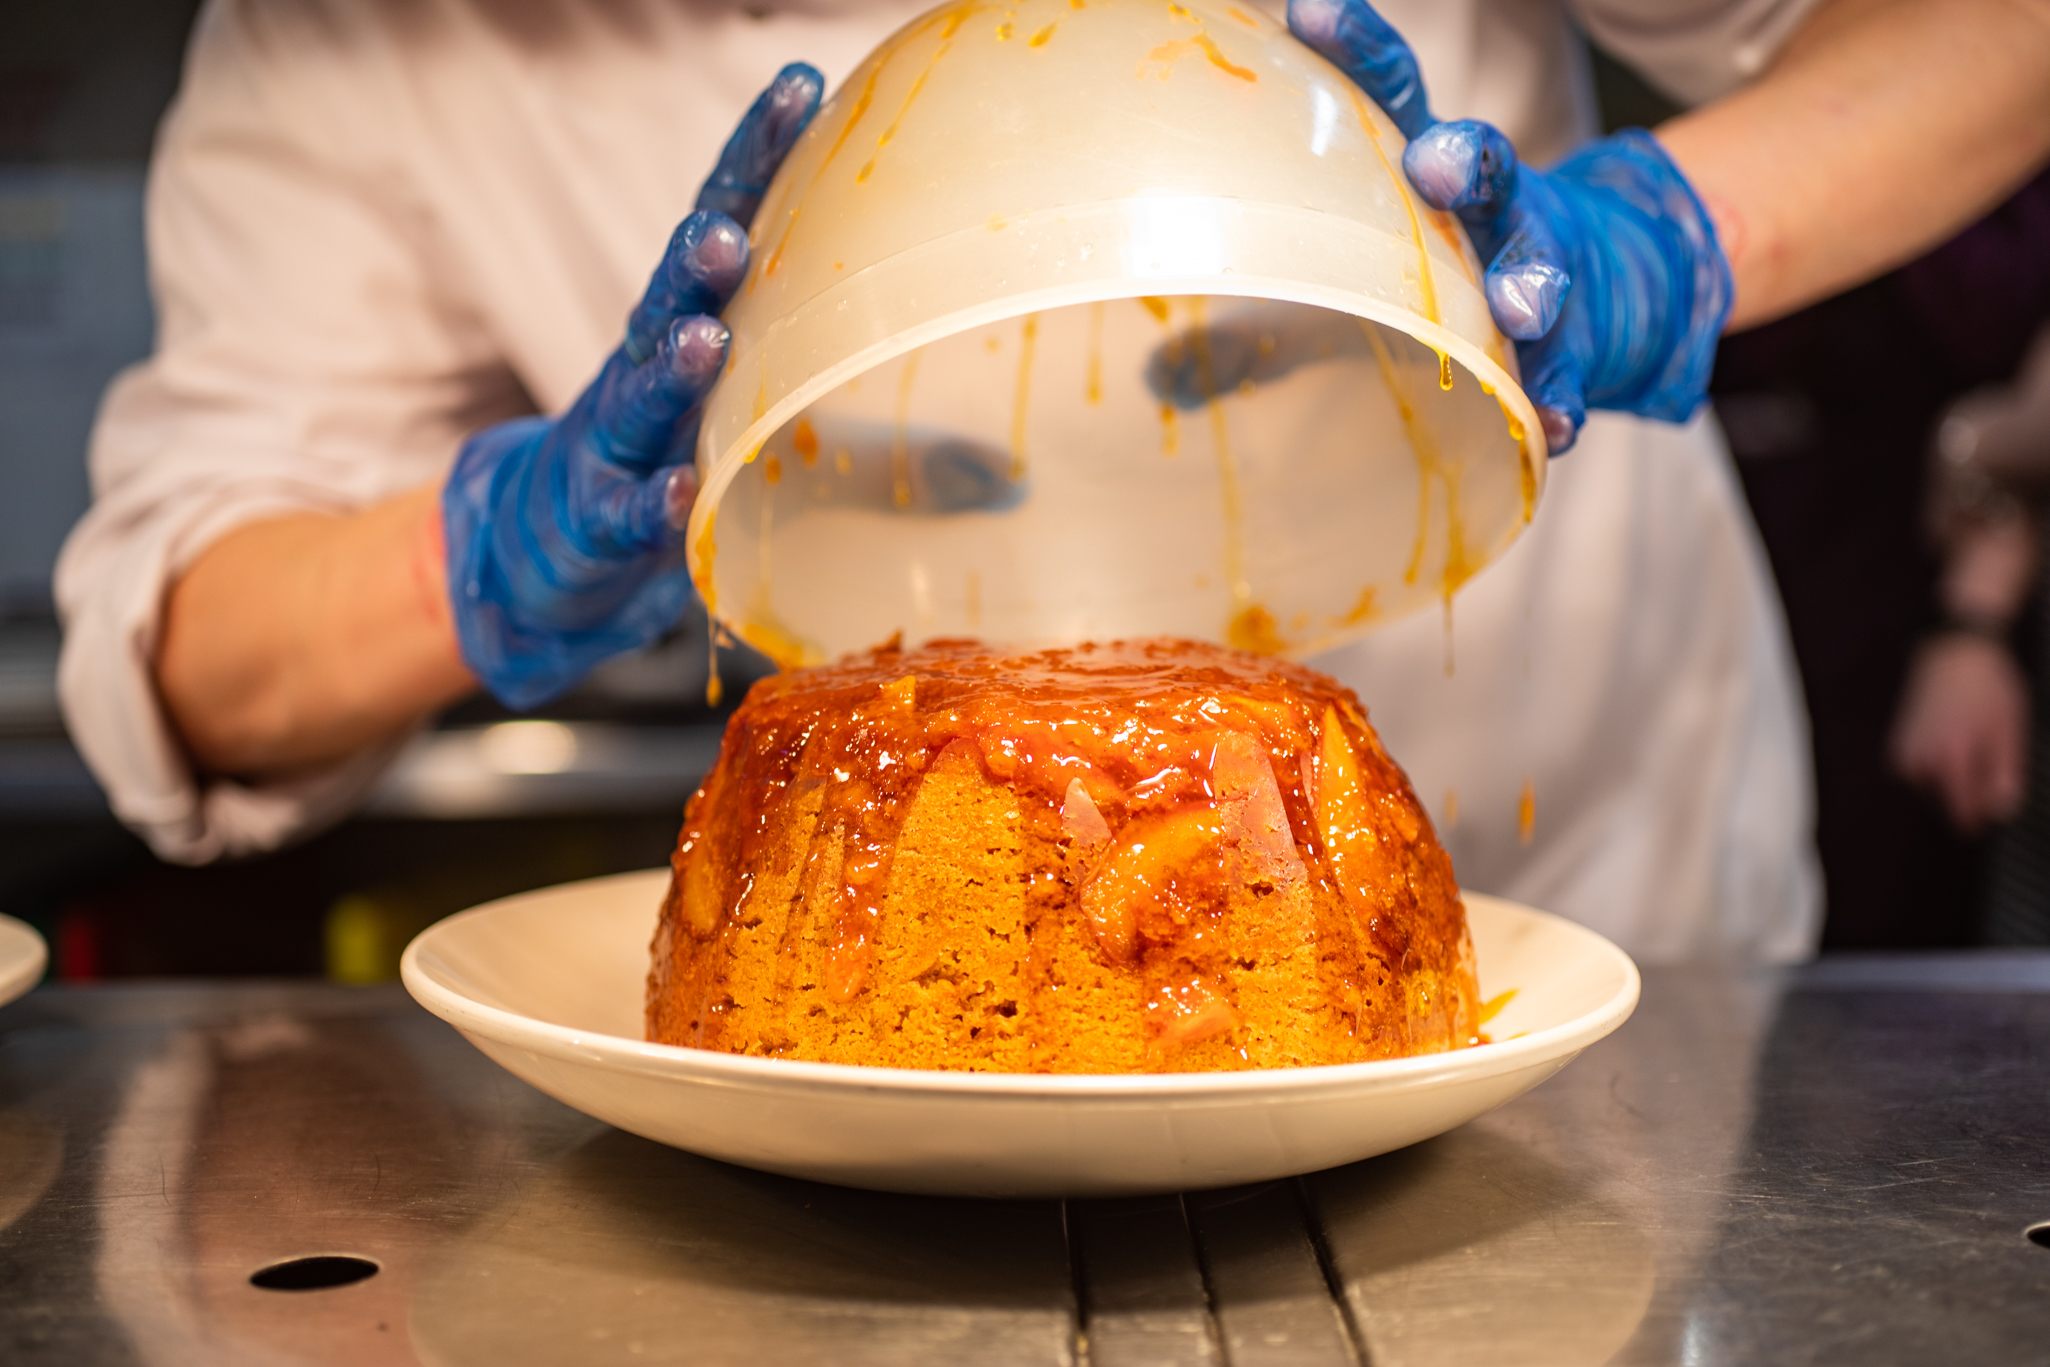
[{"xmin": 647, "ymin": 638, "xmax": 1477, "ymax": 1072}]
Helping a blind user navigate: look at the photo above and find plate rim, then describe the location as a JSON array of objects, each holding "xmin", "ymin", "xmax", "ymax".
[
  {"xmin": 0, "ymin": 913, "xmax": 49, "ymax": 1010},
  {"xmin": 401, "ymin": 868, "xmax": 1640, "ymax": 1101}
]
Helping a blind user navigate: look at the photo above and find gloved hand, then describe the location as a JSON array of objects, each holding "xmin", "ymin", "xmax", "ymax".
[
  {"xmin": 443, "ymin": 64, "xmax": 823, "ymax": 709},
  {"xmin": 1289, "ymin": 0, "xmax": 1733, "ymax": 453}
]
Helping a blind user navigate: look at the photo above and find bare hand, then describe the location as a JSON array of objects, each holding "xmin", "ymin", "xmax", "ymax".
[{"xmin": 1890, "ymin": 633, "xmax": 2031, "ymax": 834}]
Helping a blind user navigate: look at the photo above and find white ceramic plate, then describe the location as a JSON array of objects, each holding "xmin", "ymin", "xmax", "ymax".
[
  {"xmin": 403, "ymin": 870, "xmax": 1638, "ymax": 1197},
  {"xmin": 0, "ymin": 915, "xmax": 48, "ymax": 1012}
]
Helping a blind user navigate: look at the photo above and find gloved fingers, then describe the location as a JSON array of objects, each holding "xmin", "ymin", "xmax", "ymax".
[
  {"xmin": 588, "ymin": 314, "xmax": 730, "ymax": 474},
  {"xmin": 1143, "ymin": 303, "xmax": 1362, "ymax": 409},
  {"xmin": 663, "ymin": 410, "xmax": 706, "ymax": 470},
  {"xmin": 623, "ymin": 211, "xmax": 748, "ymax": 365},
  {"xmin": 695, "ymin": 62, "xmax": 825, "ymax": 228},
  {"xmin": 1513, "ymin": 328, "xmax": 1586, "ymax": 455},
  {"xmin": 1403, "ymin": 120, "xmax": 1518, "ymax": 233},
  {"xmin": 598, "ymin": 463, "xmax": 702, "ymax": 556},
  {"xmin": 1287, "ymin": 0, "xmax": 1434, "ymax": 139},
  {"xmin": 1483, "ymin": 199, "xmax": 1571, "ymax": 342}
]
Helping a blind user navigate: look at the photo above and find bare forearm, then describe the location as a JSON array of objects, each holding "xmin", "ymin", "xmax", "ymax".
[
  {"xmin": 1659, "ymin": 0, "xmax": 2050, "ymax": 332},
  {"xmin": 155, "ymin": 484, "xmax": 476, "ymax": 776}
]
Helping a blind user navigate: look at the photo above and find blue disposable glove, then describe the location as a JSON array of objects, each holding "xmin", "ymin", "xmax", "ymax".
[
  {"xmin": 443, "ymin": 64, "xmax": 823, "ymax": 709},
  {"xmin": 1289, "ymin": 0, "xmax": 1733, "ymax": 453}
]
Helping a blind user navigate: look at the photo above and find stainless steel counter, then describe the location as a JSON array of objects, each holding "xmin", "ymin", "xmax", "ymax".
[{"xmin": 2, "ymin": 958, "xmax": 2046, "ymax": 1365}]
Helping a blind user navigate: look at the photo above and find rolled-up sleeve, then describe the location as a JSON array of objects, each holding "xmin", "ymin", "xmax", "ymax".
[
  {"xmin": 1570, "ymin": 0, "xmax": 1826, "ymax": 106},
  {"xmin": 55, "ymin": 0, "xmax": 522, "ymax": 863}
]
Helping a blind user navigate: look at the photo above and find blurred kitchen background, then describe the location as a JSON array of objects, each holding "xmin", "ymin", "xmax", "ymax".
[
  {"xmin": 4, "ymin": 7, "xmax": 2046, "ymax": 982},
  {"xmin": 1, "ymin": 2, "xmax": 777, "ymax": 982}
]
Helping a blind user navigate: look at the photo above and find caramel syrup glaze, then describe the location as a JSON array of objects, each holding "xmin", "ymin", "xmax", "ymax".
[{"xmin": 649, "ymin": 637, "xmax": 1477, "ymax": 1069}]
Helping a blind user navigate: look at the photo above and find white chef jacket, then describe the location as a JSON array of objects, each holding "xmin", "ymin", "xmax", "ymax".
[{"xmin": 55, "ymin": 0, "xmax": 1823, "ymax": 961}]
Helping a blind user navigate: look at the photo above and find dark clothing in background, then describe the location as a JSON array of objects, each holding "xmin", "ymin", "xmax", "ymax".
[
  {"xmin": 1713, "ymin": 171, "xmax": 2050, "ymax": 949},
  {"xmin": 1987, "ymin": 572, "xmax": 2050, "ymax": 945}
]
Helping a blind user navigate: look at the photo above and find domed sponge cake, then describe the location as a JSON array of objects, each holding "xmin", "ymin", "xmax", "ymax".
[{"xmin": 647, "ymin": 637, "xmax": 1478, "ymax": 1072}]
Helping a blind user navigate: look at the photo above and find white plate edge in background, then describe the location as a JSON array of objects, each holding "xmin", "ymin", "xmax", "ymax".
[{"xmin": 0, "ymin": 914, "xmax": 49, "ymax": 1011}]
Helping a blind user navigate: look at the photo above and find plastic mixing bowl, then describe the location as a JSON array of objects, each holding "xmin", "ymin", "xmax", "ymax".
[{"xmin": 690, "ymin": 0, "xmax": 1543, "ymax": 667}]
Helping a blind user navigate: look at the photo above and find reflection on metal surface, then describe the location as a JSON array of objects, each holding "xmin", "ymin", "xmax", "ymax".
[
  {"xmin": 477, "ymin": 721, "xmax": 579, "ymax": 775},
  {"xmin": 0, "ymin": 722, "xmax": 724, "ymax": 820},
  {"xmin": 0, "ymin": 1111, "xmax": 62, "ymax": 1237},
  {"xmin": 411, "ymin": 1135, "xmax": 1075, "ymax": 1367},
  {"xmin": 0, "ymin": 960, "xmax": 2047, "ymax": 1364},
  {"xmin": 1311, "ymin": 1134, "xmax": 1656, "ymax": 1366},
  {"xmin": 364, "ymin": 723, "xmax": 721, "ymax": 819}
]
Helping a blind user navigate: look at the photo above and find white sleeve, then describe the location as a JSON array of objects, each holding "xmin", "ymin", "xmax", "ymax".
[
  {"xmin": 1567, "ymin": 0, "xmax": 1827, "ymax": 106},
  {"xmin": 54, "ymin": 0, "xmax": 523, "ymax": 864}
]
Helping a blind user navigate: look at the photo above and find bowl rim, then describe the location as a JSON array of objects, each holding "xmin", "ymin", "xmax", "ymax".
[
  {"xmin": 400, "ymin": 869, "xmax": 1640, "ymax": 1102},
  {"xmin": 688, "ymin": 195, "xmax": 1547, "ymax": 663}
]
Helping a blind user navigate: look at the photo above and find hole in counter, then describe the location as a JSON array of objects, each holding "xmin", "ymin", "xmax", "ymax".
[
  {"xmin": 2027, "ymin": 1222, "xmax": 2050, "ymax": 1250},
  {"xmin": 249, "ymin": 1254, "xmax": 381, "ymax": 1292}
]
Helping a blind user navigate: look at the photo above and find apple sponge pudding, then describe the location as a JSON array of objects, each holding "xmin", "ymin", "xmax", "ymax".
[{"xmin": 646, "ymin": 637, "xmax": 1478, "ymax": 1072}]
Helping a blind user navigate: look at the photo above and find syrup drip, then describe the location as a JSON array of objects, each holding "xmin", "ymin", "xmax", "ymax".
[
  {"xmin": 793, "ymin": 417, "xmax": 821, "ymax": 467},
  {"xmin": 1481, "ymin": 381, "xmax": 1537, "ymax": 524},
  {"xmin": 1226, "ymin": 604, "xmax": 1286, "ymax": 655},
  {"xmin": 760, "ymin": 3, "xmax": 967, "ymax": 276},
  {"xmin": 1085, "ymin": 300, "xmax": 1106, "ymax": 405},
  {"xmin": 1426, "ymin": 209, "xmax": 1474, "ymax": 280},
  {"xmin": 1011, "ymin": 313, "xmax": 1039, "ymax": 479},
  {"xmin": 1517, "ymin": 777, "xmax": 1536, "ymax": 844},
  {"xmin": 1361, "ymin": 324, "xmax": 1435, "ymax": 590},
  {"xmin": 858, "ymin": 7, "xmax": 974, "ymax": 185},
  {"xmin": 1506, "ymin": 402, "xmax": 1537, "ymax": 524},
  {"xmin": 737, "ymin": 603, "xmax": 814, "ymax": 672},
  {"xmin": 691, "ymin": 505, "xmax": 719, "ymax": 623},
  {"xmin": 761, "ymin": 65, "xmax": 880, "ymax": 277},
  {"xmin": 1152, "ymin": 298, "xmax": 1185, "ymax": 457},
  {"xmin": 1361, "ymin": 322, "xmax": 1472, "ymax": 623},
  {"xmin": 1187, "ymin": 298, "xmax": 1254, "ymax": 638},
  {"xmin": 1144, "ymin": 33, "xmax": 1259, "ymax": 82},
  {"xmin": 1350, "ymin": 90, "xmax": 1439, "ymax": 325},
  {"xmin": 891, "ymin": 352, "xmax": 921, "ymax": 509},
  {"xmin": 757, "ymin": 460, "xmax": 776, "ymax": 622}
]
